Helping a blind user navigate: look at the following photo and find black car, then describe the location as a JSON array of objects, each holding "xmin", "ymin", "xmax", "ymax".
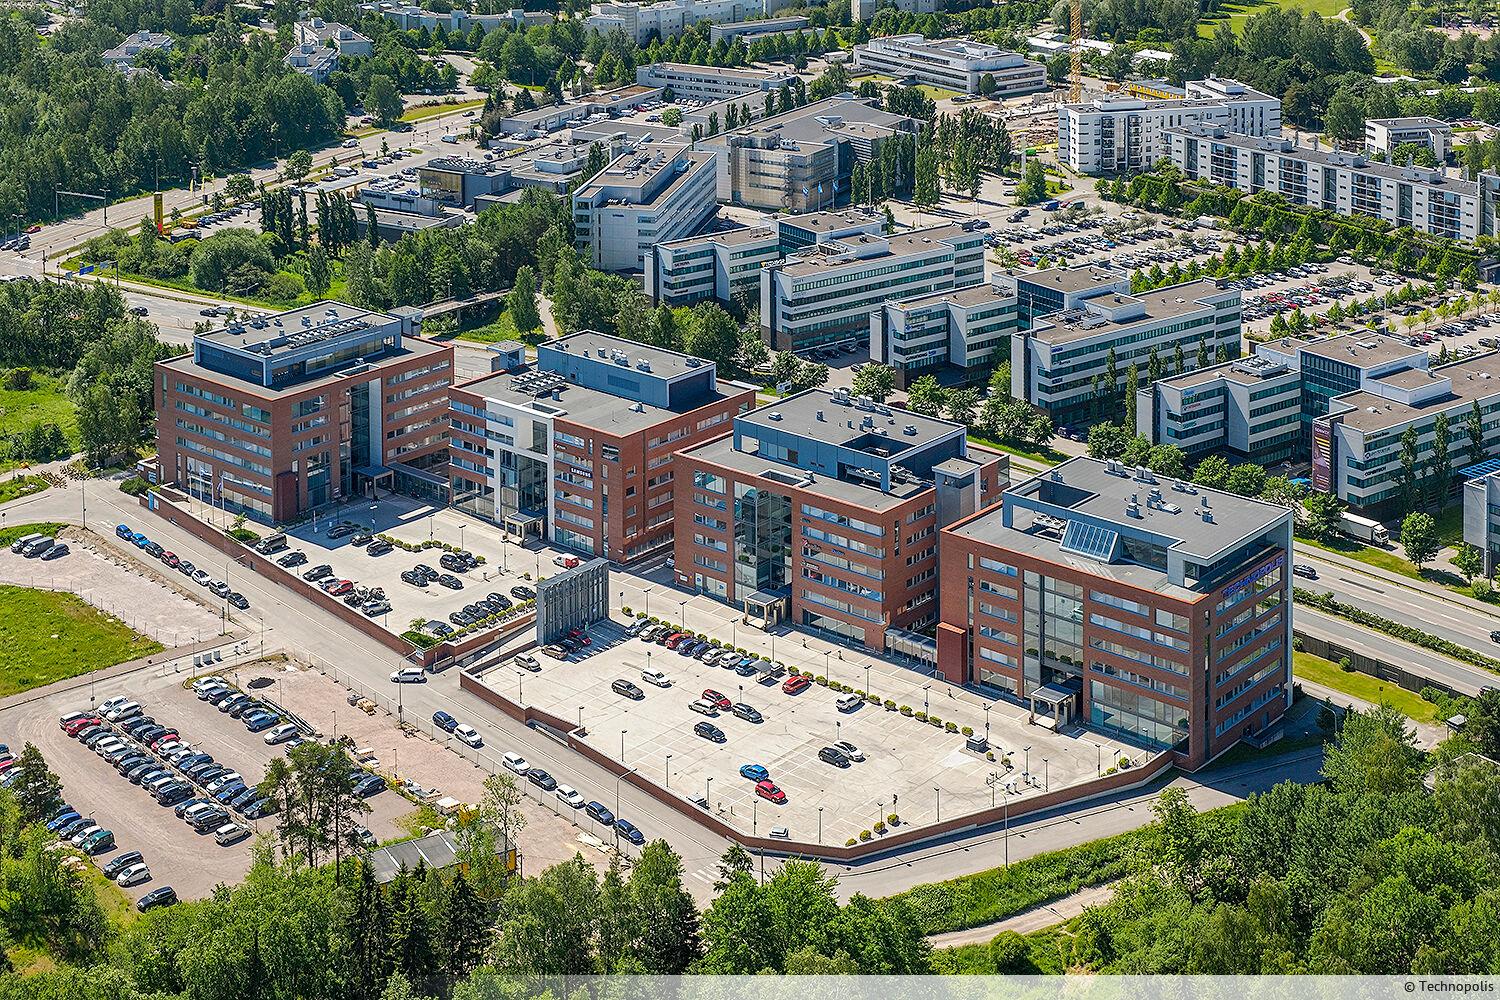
[
  {"xmin": 693, "ymin": 721, "xmax": 726, "ymax": 743},
  {"xmin": 510, "ymin": 585, "xmax": 535, "ymax": 601},
  {"xmin": 611, "ymin": 679, "xmax": 645, "ymax": 700},
  {"xmin": 615, "ymin": 818, "xmax": 645, "ymax": 845},
  {"xmin": 437, "ymin": 574, "xmax": 463, "ymax": 590},
  {"xmin": 327, "ymin": 524, "xmax": 356, "ymax": 539},
  {"xmin": 439, "ymin": 552, "xmax": 465, "ymax": 571},
  {"xmin": 137, "ymin": 886, "xmax": 178, "ymax": 912},
  {"xmin": 450, "ymin": 612, "xmax": 472, "ymax": 626},
  {"xmin": 526, "ymin": 768, "xmax": 557, "ymax": 791},
  {"xmin": 430, "ymin": 622, "xmax": 455, "ymax": 638},
  {"xmin": 278, "ymin": 551, "xmax": 307, "ymax": 568},
  {"xmin": 818, "ymin": 746, "xmax": 850, "ymax": 768},
  {"xmin": 414, "ymin": 564, "xmax": 439, "ymax": 580},
  {"xmin": 350, "ymin": 533, "xmax": 373, "ymax": 547},
  {"xmin": 303, "ymin": 564, "xmax": 333, "ymax": 582},
  {"xmin": 1490, "ymin": 630, "xmax": 1500, "ymax": 644},
  {"xmin": 227, "ymin": 593, "xmax": 249, "ymax": 610},
  {"xmin": 401, "ymin": 570, "xmax": 428, "ymax": 587},
  {"xmin": 103, "ymin": 850, "xmax": 144, "ymax": 880},
  {"xmin": 367, "ymin": 540, "xmax": 393, "ymax": 556},
  {"xmin": 486, "ymin": 592, "xmax": 513, "ymax": 610},
  {"xmin": 731, "ymin": 703, "xmax": 763, "ymax": 723}
]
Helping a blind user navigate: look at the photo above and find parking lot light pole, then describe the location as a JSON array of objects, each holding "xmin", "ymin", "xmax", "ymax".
[
  {"xmin": 1024, "ymin": 746, "xmax": 1032, "ymax": 780},
  {"xmin": 1043, "ymin": 758, "xmax": 1049, "ymax": 791},
  {"xmin": 865, "ymin": 664, "xmax": 870, "ymax": 696},
  {"xmin": 665, "ymin": 753, "xmax": 672, "ymax": 788},
  {"xmin": 984, "ymin": 705, "xmax": 990, "ymax": 741},
  {"xmin": 706, "ymin": 775, "xmax": 713, "ymax": 807},
  {"xmin": 620, "ymin": 729, "xmax": 626, "ymax": 761},
  {"xmin": 935, "ymin": 786, "xmax": 941, "ymax": 822},
  {"xmin": 923, "ymin": 685, "xmax": 930, "ymax": 715},
  {"xmin": 818, "ymin": 806, "xmax": 823, "ymax": 843},
  {"xmin": 577, "ymin": 706, "xmax": 583, "ymax": 731},
  {"xmin": 753, "ymin": 797, "xmax": 758, "ymax": 835},
  {"xmin": 1094, "ymin": 742, "xmax": 1102, "ymax": 775}
]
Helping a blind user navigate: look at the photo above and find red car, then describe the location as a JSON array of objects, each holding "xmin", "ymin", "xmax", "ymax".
[
  {"xmin": 160, "ymin": 551, "xmax": 180, "ymax": 568},
  {"xmin": 24, "ymin": 224, "xmax": 40, "ymax": 234},
  {"xmin": 755, "ymin": 780, "xmax": 786, "ymax": 804},
  {"xmin": 149, "ymin": 732, "xmax": 179, "ymax": 750},
  {"xmin": 568, "ymin": 627, "xmax": 592, "ymax": 646},
  {"xmin": 782, "ymin": 675, "xmax": 810, "ymax": 695},
  {"xmin": 664, "ymin": 633, "xmax": 688, "ymax": 649},
  {"xmin": 703, "ymin": 689, "xmax": 731, "ymax": 710},
  {"xmin": 325, "ymin": 579, "xmax": 353, "ymax": 596},
  {"xmin": 62, "ymin": 715, "xmax": 100, "ymax": 736}
]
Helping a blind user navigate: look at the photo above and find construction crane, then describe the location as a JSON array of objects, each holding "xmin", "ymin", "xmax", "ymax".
[{"xmin": 1069, "ymin": 0, "xmax": 1083, "ymax": 103}]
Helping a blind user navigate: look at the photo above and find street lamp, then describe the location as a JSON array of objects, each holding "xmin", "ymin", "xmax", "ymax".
[
  {"xmin": 934, "ymin": 786, "xmax": 941, "ymax": 822},
  {"xmin": 923, "ymin": 684, "xmax": 931, "ymax": 715},
  {"xmin": 706, "ymin": 775, "xmax": 713, "ymax": 805},
  {"xmin": 1024, "ymin": 745, "xmax": 1032, "ymax": 779},
  {"xmin": 666, "ymin": 753, "xmax": 672, "ymax": 788},
  {"xmin": 865, "ymin": 663, "xmax": 870, "ymax": 696},
  {"xmin": 1093, "ymin": 741, "xmax": 1103, "ymax": 776},
  {"xmin": 1043, "ymin": 758, "xmax": 1049, "ymax": 791},
  {"xmin": 620, "ymin": 729, "xmax": 626, "ymax": 761},
  {"xmin": 818, "ymin": 806, "xmax": 823, "ymax": 843},
  {"xmin": 577, "ymin": 706, "xmax": 584, "ymax": 730},
  {"xmin": 984, "ymin": 705, "xmax": 991, "ymax": 740},
  {"xmin": 753, "ymin": 797, "xmax": 759, "ymax": 835}
]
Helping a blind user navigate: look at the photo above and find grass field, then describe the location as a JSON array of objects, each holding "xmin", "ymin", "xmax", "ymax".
[
  {"xmin": 1292, "ymin": 650, "xmax": 1435, "ymax": 719},
  {"xmin": 0, "ymin": 523, "xmax": 65, "ymax": 549},
  {"xmin": 1197, "ymin": 0, "xmax": 1347, "ymax": 35},
  {"xmin": 0, "ymin": 584, "xmax": 163, "ymax": 696},
  {"xmin": 0, "ymin": 476, "xmax": 48, "ymax": 506},
  {"xmin": 0, "ymin": 374, "xmax": 78, "ymax": 472},
  {"xmin": 454, "ymin": 307, "xmax": 525, "ymax": 344}
]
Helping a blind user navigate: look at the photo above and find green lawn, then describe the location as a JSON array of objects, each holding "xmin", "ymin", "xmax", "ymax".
[
  {"xmin": 0, "ymin": 374, "xmax": 78, "ymax": 472},
  {"xmin": 1292, "ymin": 650, "xmax": 1435, "ymax": 719},
  {"xmin": 0, "ymin": 584, "xmax": 163, "ymax": 695},
  {"xmin": 454, "ymin": 308, "xmax": 523, "ymax": 344},
  {"xmin": 914, "ymin": 83, "xmax": 964, "ymax": 101},
  {"xmin": 1298, "ymin": 530, "xmax": 1487, "ymax": 603},
  {"xmin": 966, "ymin": 433, "xmax": 1068, "ymax": 467},
  {"xmin": 1197, "ymin": 0, "xmax": 1347, "ymax": 35},
  {"xmin": 0, "ymin": 522, "xmax": 64, "ymax": 549},
  {"xmin": 0, "ymin": 475, "xmax": 48, "ymax": 506}
]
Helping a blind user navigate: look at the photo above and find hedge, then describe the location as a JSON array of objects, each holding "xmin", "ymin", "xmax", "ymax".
[{"xmin": 1293, "ymin": 587, "xmax": 1500, "ymax": 676}]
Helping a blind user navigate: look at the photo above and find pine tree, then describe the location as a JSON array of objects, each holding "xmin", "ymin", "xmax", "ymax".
[{"xmin": 438, "ymin": 871, "xmax": 488, "ymax": 978}]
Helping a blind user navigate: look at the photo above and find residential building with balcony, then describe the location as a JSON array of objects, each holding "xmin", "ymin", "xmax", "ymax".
[
  {"xmin": 938, "ymin": 456, "xmax": 1294, "ymax": 770},
  {"xmin": 285, "ymin": 42, "xmax": 340, "ymax": 83},
  {"xmin": 1166, "ymin": 124, "xmax": 1500, "ymax": 242},
  {"xmin": 760, "ymin": 221, "xmax": 987, "ymax": 352},
  {"xmin": 673, "ymin": 386, "xmax": 1007, "ymax": 651},
  {"xmin": 294, "ymin": 18, "xmax": 373, "ymax": 57},
  {"xmin": 572, "ymin": 143, "xmax": 719, "ymax": 272},
  {"xmin": 154, "ymin": 303, "xmax": 453, "ymax": 523},
  {"xmin": 1006, "ymin": 266, "xmax": 1243, "ymax": 429},
  {"xmin": 851, "ymin": 34, "xmax": 1044, "ymax": 96},
  {"xmin": 587, "ymin": 0, "xmax": 788, "ymax": 42},
  {"xmin": 1059, "ymin": 78, "xmax": 1280, "ymax": 176},
  {"xmin": 1366, "ymin": 116, "xmax": 1453, "ymax": 162},
  {"xmin": 709, "ymin": 15, "xmax": 809, "ymax": 43},
  {"xmin": 448, "ymin": 333, "xmax": 757, "ymax": 562}
]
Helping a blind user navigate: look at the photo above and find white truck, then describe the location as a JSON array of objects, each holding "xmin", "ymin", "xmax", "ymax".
[{"xmin": 1338, "ymin": 511, "xmax": 1390, "ymax": 547}]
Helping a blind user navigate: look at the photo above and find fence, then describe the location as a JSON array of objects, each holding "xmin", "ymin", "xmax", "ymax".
[{"xmin": 1295, "ymin": 629, "xmax": 1473, "ymax": 699}]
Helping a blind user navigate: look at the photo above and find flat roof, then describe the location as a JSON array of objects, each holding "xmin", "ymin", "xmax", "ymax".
[
  {"xmin": 1167, "ymin": 124, "xmax": 1476, "ymax": 190},
  {"xmin": 894, "ymin": 281, "xmax": 1012, "ymax": 310},
  {"xmin": 741, "ymin": 387, "xmax": 966, "ymax": 451},
  {"xmin": 951, "ymin": 457, "xmax": 1289, "ymax": 587},
  {"xmin": 684, "ymin": 435, "xmax": 935, "ymax": 512},
  {"xmin": 640, "ymin": 61, "xmax": 792, "ymax": 83},
  {"xmin": 1333, "ymin": 353, "xmax": 1500, "ymax": 433},
  {"xmin": 572, "ymin": 143, "xmax": 706, "ymax": 201},
  {"xmin": 196, "ymin": 302, "xmax": 396, "ymax": 354},
  {"xmin": 658, "ymin": 225, "xmax": 777, "ymax": 250},
  {"xmin": 1031, "ymin": 279, "xmax": 1226, "ymax": 346},
  {"xmin": 548, "ymin": 330, "xmax": 716, "ymax": 382},
  {"xmin": 1368, "ymin": 116, "xmax": 1450, "ymax": 130},
  {"xmin": 1292, "ymin": 333, "xmax": 1425, "ymax": 368},
  {"xmin": 160, "ymin": 335, "xmax": 448, "ymax": 400},
  {"xmin": 1373, "ymin": 367, "xmax": 1443, "ymax": 390},
  {"xmin": 776, "ymin": 222, "xmax": 975, "ymax": 278},
  {"xmin": 458, "ymin": 366, "xmax": 753, "ymax": 434},
  {"xmin": 1013, "ymin": 263, "xmax": 1126, "ymax": 294},
  {"xmin": 780, "ymin": 208, "xmax": 883, "ymax": 234}
]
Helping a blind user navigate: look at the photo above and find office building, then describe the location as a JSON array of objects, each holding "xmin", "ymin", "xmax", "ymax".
[
  {"xmin": 673, "ymin": 386, "xmax": 1007, "ymax": 650},
  {"xmin": 698, "ymin": 95, "xmax": 920, "ymax": 212},
  {"xmin": 448, "ymin": 333, "xmax": 756, "ymax": 562},
  {"xmin": 285, "ymin": 42, "xmax": 340, "ymax": 83},
  {"xmin": 852, "ymin": 35, "xmax": 1045, "ymax": 97},
  {"xmin": 1135, "ymin": 355, "xmax": 1304, "ymax": 466},
  {"xmin": 872, "ymin": 278, "xmax": 1018, "ymax": 387},
  {"xmin": 1462, "ymin": 460, "xmax": 1500, "ymax": 576},
  {"xmin": 851, "ymin": 0, "xmax": 941, "ymax": 23},
  {"xmin": 1314, "ymin": 352, "xmax": 1500, "ymax": 515},
  {"xmin": 294, "ymin": 18, "xmax": 373, "ymax": 57},
  {"xmin": 572, "ymin": 142, "xmax": 718, "ymax": 272},
  {"xmin": 634, "ymin": 62, "xmax": 794, "ymax": 103},
  {"xmin": 1059, "ymin": 78, "xmax": 1281, "ymax": 176},
  {"xmin": 155, "ymin": 303, "xmax": 453, "ymax": 523},
  {"xmin": 709, "ymin": 15, "xmax": 809, "ymax": 43},
  {"xmin": 102, "ymin": 30, "xmax": 172, "ymax": 68},
  {"xmin": 587, "ymin": 0, "xmax": 789, "ymax": 43},
  {"xmin": 760, "ymin": 222, "xmax": 987, "ymax": 352},
  {"xmin": 358, "ymin": 2, "xmax": 552, "ymax": 32},
  {"xmin": 938, "ymin": 456, "xmax": 1294, "ymax": 770},
  {"xmin": 643, "ymin": 208, "xmax": 884, "ymax": 307},
  {"xmin": 1366, "ymin": 116, "xmax": 1453, "ymax": 162},
  {"xmin": 496, "ymin": 85, "xmax": 661, "ymax": 135},
  {"xmin": 1166, "ymin": 124, "xmax": 1500, "ymax": 242},
  {"xmin": 1005, "ymin": 266, "xmax": 1242, "ymax": 429},
  {"xmin": 418, "ymin": 142, "xmax": 631, "ymax": 210}
]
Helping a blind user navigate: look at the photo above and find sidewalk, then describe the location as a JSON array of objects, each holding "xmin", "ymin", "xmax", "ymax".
[{"xmin": 926, "ymin": 883, "xmax": 1117, "ymax": 948}]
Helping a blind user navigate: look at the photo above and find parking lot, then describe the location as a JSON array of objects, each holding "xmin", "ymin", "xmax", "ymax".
[{"xmin": 474, "ymin": 614, "xmax": 1101, "ymax": 848}]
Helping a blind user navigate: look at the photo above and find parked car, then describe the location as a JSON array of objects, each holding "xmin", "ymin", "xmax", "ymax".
[
  {"xmin": 264, "ymin": 723, "xmax": 300, "ymax": 745},
  {"xmin": 514, "ymin": 654, "xmax": 540, "ymax": 671},
  {"xmin": 116, "ymin": 862, "xmax": 152, "ymax": 887},
  {"xmin": 137, "ymin": 886, "xmax": 178, "ymax": 912},
  {"xmin": 390, "ymin": 667, "xmax": 426, "ymax": 684},
  {"xmin": 738, "ymin": 763, "xmax": 769, "ymax": 782},
  {"xmin": 702, "ymin": 689, "xmax": 731, "ymax": 710},
  {"xmin": 584, "ymin": 801, "xmax": 615, "ymax": 825},
  {"xmin": 526, "ymin": 768, "xmax": 557, "ymax": 791},
  {"xmin": 102, "ymin": 851, "xmax": 144, "ymax": 880},
  {"xmin": 832, "ymin": 740, "xmax": 865, "ymax": 762},
  {"xmin": 755, "ymin": 780, "xmax": 786, "ymax": 804},
  {"xmin": 818, "ymin": 746, "xmax": 850, "ymax": 768},
  {"xmin": 502, "ymin": 752, "xmax": 530, "ymax": 775},
  {"xmin": 731, "ymin": 703, "xmax": 763, "ymax": 723},
  {"xmin": 432, "ymin": 711, "xmax": 458, "ymax": 733},
  {"xmin": 783, "ymin": 675, "xmax": 810, "ymax": 695},
  {"xmin": 555, "ymin": 785, "xmax": 586, "ymax": 809},
  {"xmin": 510, "ymin": 585, "xmax": 535, "ymax": 600},
  {"xmin": 454, "ymin": 724, "xmax": 483, "ymax": 748},
  {"xmin": 611, "ymin": 678, "xmax": 645, "ymax": 700},
  {"xmin": 694, "ymin": 721, "xmax": 726, "ymax": 743}
]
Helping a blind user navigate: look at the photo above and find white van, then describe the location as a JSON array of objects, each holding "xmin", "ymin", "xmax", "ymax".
[
  {"xmin": 502, "ymin": 752, "xmax": 530, "ymax": 776},
  {"xmin": 689, "ymin": 698, "xmax": 717, "ymax": 716},
  {"xmin": 9, "ymin": 532, "xmax": 42, "ymax": 555}
]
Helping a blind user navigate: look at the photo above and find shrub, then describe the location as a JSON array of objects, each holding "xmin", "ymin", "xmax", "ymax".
[
  {"xmin": 118, "ymin": 476, "xmax": 150, "ymax": 496},
  {"xmin": 884, "ymin": 699, "xmax": 897, "ymax": 710},
  {"xmin": 915, "ymin": 711, "xmax": 928, "ymax": 723},
  {"xmin": 887, "ymin": 813, "xmax": 899, "ymax": 826},
  {"xmin": 945, "ymin": 721, "xmax": 959, "ymax": 733},
  {"xmin": 1105, "ymin": 766, "xmax": 1118, "ymax": 775},
  {"xmin": 900, "ymin": 705, "xmax": 913, "ymax": 716},
  {"xmin": 859, "ymin": 829, "xmax": 872, "ymax": 841},
  {"xmin": 961, "ymin": 726, "xmax": 974, "ymax": 737},
  {"xmin": 815, "ymin": 675, "xmax": 828, "ymax": 685},
  {"xmin": 845, "ymin": 838, "xmax": 857, "ymax": 847},
  {"xmin": 227, "ymin": 527, "xmax": 260, "ymax": 544},
  {"xmin": 873, "ymin": 820, "xmax": 886, "ymax": 834},
  {"xmin": 1118, "ymin": 756, "xmax": 1131, "ymax": 769},
  {"xmin": 985, "ymin": 751, "xmax": 995, "ymax": 761},
  {"xmin": 1339, "ymin": 655, "xmax": 1354, "ymax": 672},
  {"xmin": 621, "ymin": 605, "xmax": 632, "ymax": 616},
  {"xmin": 929, "ymin": 716, "xmax": 943, "ymax": 727}
]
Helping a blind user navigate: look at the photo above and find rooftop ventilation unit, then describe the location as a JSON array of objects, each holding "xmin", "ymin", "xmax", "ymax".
[
  {"xmin": 768, "ymin": 411, "xmax": 782, "ymax": 421},
  {"xmin": 637, "ymin": 360, "xmax": 652, "ymax": 372},
  {"xmin": 903, "ymin": 424, "xmax": 918, "ymax": 436}
]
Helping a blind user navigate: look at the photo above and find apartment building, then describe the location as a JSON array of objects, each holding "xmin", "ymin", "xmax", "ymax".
[
  {"xmin": 587, "ymin": 0, "xmax": 788, "ymax": 42},
  {"xmin": 1136, "ymin": 333, "xmax": 1429, "ymax": 466},
  {"xmin": 1006, "ymin": 266, "xmax": 1242, "ymax": 429},
  {"xmin": 154, "ymin": 303, "xmax": 453, "ymax": 524},
  {"xmin": 709, "ymin": 15, "xmax": 809, "ymax": 43},
  {"xmin": 760, "ymin": 222, "xmax": 987, "ymax": 352},
  {"xmin": 449, "ymin": 334, "xmax": 757, "ymax": 562},
  {"xmin": 285, "ymin": 42, "xmax": 340, "ymax": 83},
  {"xmin": 851, "ymin": 34, "xmax": 1044, "ymax": 97},
  {"xmin": 294, "ymin": 18, "xmax": 373, "ymax": 57},
  {"xmin": 673, "ymin": 386, "xmax": 1007, "ymax": 651},
  {"xmin": 1315, "ymin": 352, "xmax": 1500, "ymax": 515},
  {"xmin": 634, "ymin": 62, "xmax": 794, "ymax": 103},
  {"xmin": 871, "ymin": 278, "xmax": 1018, "ymax": 387},
  {"xmin": 572, "ymin": 142, "xmax": 719, "ymax": 272},
  {"xmin": 1059, "ymin": 78, "xmax": 1281, "ymax": 176},
  {"xmin": 1166, "ymin": 124, "xmax": 1500, "ymax": 242},
  {"xmin": 1366, "ymin": 116, "xmax": 1453, "ymax": 162},
  {"xmin": 938, "ymin": 457, "xmax": 1294, "ymax": 770},
  {"xmin": 359, "ymin": 2, "xmax": 552, "ymax": 32},
  {"xmin": 643, "ymin": 208, "xmax": 885, "ymax": 307},
  {"xmin": 698, "ymin": 95, "xmax": 920, "ymax": 211},
  {"xmin": 851, "ymin": 0, "xmax": 941, "ymax": 23},
  {"xmin": 102, "ymin": 30, "xmax": 172, "ymax": 68}
]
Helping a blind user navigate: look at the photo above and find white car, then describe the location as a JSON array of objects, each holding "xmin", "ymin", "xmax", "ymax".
[
  {"xmin": 555, "ymin": 785, "xmax": 585, "ymax": 809},
  {"xmin": 99, "ymin": 695, "xmax": 129, "ymax": 714},
  {"xmin": 342, "ymin": 138, "xmax": 359, "ymax": 148},
  {"xmin": 389, "ymin": 667, "xmax": 426, "ymax": 684},
  {"xmin": 833, "ymin": 740, "xmax": 865, "ymax": 762},
  {"xmin": 264, "ymin": 723, "xmax": 299, "ymax": 745},
  {"xmin": 191, "ymin": 569, "xmax": 212, "ymax": 586},
  {"xmin": 104, "ymin": 701, "xmax": 141, "ymax": 722},
  {"xmin": 626, "ymin": 617, "xmax": 649, "ymax": 636},
  {"xmin": 502, "ymin": 751, "xmax": 530, "ymax": 775},
  {"xmin": 115, "ymin": 862, "xmax": 152, "ymax": 887},
  {"xmin": 514, "ymin": 654, "xmax": 540, "ymax": 672},
  {"xmin": 454, "ymin": 724, "xmax": 483, "ymax": 748},
  {"xmin": 641, "ymin": 668, "xmax": 671, "ymax": 688}
]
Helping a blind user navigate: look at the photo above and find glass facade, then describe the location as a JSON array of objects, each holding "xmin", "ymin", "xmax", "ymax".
[
  {"xmin": 733, "ymin": 484, "xmax": 792, "ymax": 606},
  {"xmin": 1089, "ymin": 680, "xmax": 1189, "ymax": 748},
  {"xmin": 1022, "ymin": 571, "xmax": 1084, "ymax": 692}
]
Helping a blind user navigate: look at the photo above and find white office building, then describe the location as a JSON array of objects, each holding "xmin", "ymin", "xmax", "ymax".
[
  {"xmin": 359, "ymin": 2, "xmax": 552, "ymax": 32},
  {"xmin": 872, "ymin": 279, "xmax": 1019, "ymax": 386},
  {"xmin": 1365, "ymin": 117, "xmax": 1453, "ymax": 162},
  {"xmin": 1059, "ymin": 78, "xmax": 1281, "ymax": 175},
  {"xmin": 294, "ymin": 18, "xmax": 374, "ymax": 57},
  {"xmin": 587, "ymin": 0, "xmax": 787, "ymax": 43},
  {"xmin": 572, "ymin": 143, "xmax": 719, "ymax": 272},
  {"xmin": 759, "ymin": 222, "xmax": 986, "ymax": 352},
  {"xmin": 285, "ymin": 42, "xmax": 340, "ymax": 83},
  {"xmin": 852, "ymin": 34, "xmax": 1044, "ymax": 97},
  {"xmin": 1166, "ymin": 124, "xmax": 1500, "ymax": 242},
  {"xmin": 634, "ymin": 62, "xmax": 794, "ymax": 103},
  {"xmin": 851, "ymin": 0, "xmax": 940, "ymax": 23},
  {"xmin": 709, "ymin": 15, "xmax": 809, "ymax": 43}
]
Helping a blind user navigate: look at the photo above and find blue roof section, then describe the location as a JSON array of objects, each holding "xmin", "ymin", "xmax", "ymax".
[{"xmin": 1459, "ymin": 458, "xmax": 1500, "ymax": 481}]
